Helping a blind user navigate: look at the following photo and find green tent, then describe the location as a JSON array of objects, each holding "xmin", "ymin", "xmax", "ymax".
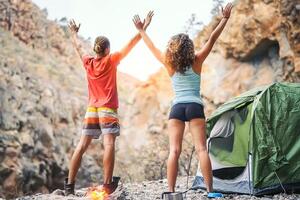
[{"xmin": 192, "ymin": 82, "xmax": 300, "ymax": 195}]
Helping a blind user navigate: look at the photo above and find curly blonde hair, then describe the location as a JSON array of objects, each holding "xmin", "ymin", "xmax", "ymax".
[
  {"xmin": 94, "ymin": 36, "xmax": 110, "ymax": 56},
  {"xmin": 165, "ymin": 34, "xmax": 195, "ymax": 74}
]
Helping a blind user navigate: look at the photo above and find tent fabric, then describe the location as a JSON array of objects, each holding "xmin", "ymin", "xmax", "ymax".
[
  {"xmin": 209, "ymin": 107, "xmax": 248, "ymax": 138},
  {"xmin": 193, "ymin": 156, "xmax": 253, "ymax": 194},
  {"xmin": 194, "ymin": 82, "xmax": 300, "ymax": 195},
  {"xmin": 206, "ymin": 85, "xmax": 267, "ymax": 137},
  {"xmin": 251, "ymin": 83, "xmax": 300, "ymax": 188},
  {"xmin": 209, "ymin": 105, "xmax": 251, "ymax": 166},
  {"xmin": 193, "ymin": 176, "xmax": 251, "ymax": 194},
  {"xmin": 209, "ymin": 110, "xmax": 236, "ymax": 138}
]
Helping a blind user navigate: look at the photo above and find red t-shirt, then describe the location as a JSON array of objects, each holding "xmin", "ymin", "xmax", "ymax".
[{"xmin": 83, "ymin": 52, "xmax": 121, "ymax": 109}]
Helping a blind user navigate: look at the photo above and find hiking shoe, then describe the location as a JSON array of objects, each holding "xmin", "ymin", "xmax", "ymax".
[
  {"xmin": 112, "ymin": 176, "xmax": 121, "ymax": 184},
  {"xmin": 64, "ymin": 178, "xmax": 75, "ymax": 196},
  {"xmin": 102, "ymin": 176, "xmax": 121, "ymax": 194},
  {"xmin": 207, "ymin": 192, "xmax": 223, "ymax": 198}
]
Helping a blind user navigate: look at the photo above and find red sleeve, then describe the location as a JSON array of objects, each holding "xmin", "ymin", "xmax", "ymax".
[
  {"xmin": 82, "ymin": 55, "xmax": 93, "ymax": 70},
  {"xmin": 110, "ymin": 52, "xmax": 122, "ymax": 66}
]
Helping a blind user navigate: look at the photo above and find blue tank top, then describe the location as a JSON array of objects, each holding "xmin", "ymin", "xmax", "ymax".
[{"xmin": 171, "ymin": 67, "xmax": 203, "ymax": 106}]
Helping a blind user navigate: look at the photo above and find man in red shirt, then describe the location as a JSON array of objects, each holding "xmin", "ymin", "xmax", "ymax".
[{"xmin": 65, "ymin": 12, "xmax": 153, "ymax": 196}]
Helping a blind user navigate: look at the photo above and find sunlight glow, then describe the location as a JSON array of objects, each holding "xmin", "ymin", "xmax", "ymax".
[{"xmin": 32, "ymin": 0, "xmax": 231, "ymax": 80}]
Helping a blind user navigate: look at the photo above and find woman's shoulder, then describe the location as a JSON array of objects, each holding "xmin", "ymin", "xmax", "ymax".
[
  {"xmin": 192, "ymin": 61, "xmax": 202, "ymax": 75},
  {"xmin": 164, "ymin": 63, "xmax": 176, "ymax": 77}
]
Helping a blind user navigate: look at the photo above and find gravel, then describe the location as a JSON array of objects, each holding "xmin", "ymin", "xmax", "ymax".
[{"xmin": 16, "ymin": 177, "xmax": 300, "ymax": 200}]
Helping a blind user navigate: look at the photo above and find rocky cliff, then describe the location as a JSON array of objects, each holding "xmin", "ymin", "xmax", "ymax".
[
  {"xmin": 195, "ymin": 0, "xmax": 300, "ymax": 104},
  {"xmin": 0, "ymin": 0, "xmax": 139, "ymax": 199}
]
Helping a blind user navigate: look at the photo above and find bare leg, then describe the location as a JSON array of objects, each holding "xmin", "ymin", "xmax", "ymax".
[
  {"xmin": 103, "ymin": 134, "xmax": 116, "ymax": 184},
  {"xmin": 189, "ymin": 119, "xmax": 213, "ymax": 192},
  {"xmin": 167, "ymin": 119, "xmax": 185, "ymax": 192},
  {"xmin": 68, "ymin": 135, "xmax": 93, "ymax": 184}
]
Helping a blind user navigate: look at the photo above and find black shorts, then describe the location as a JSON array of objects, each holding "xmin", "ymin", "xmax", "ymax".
[{"xmin": 169, "ymin": 103, "xmax": 205, "ymax": 122}]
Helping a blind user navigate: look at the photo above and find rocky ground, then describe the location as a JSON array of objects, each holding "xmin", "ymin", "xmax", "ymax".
[{"xmin": 15, "ymin": 177, "xmax": 300, "ymax": 200}]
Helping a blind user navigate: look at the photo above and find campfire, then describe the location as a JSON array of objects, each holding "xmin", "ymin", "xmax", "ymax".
[{"xmin": 87, "ymin": 186, "xmax": 109, "ymax": 200}]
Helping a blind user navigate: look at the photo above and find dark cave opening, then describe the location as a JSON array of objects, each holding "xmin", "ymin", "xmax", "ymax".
[{"xmin": 242, "ymin": 38, "xmax": 280, "ymax": 62}]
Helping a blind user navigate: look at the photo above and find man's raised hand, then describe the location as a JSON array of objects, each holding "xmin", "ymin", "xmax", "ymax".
[
  {"xmin": 68, "ymin": 19, "xmax": 81, "ymax": 34},
  {"xmin": 133, "ymin": 15, "xmax": 144, "ymax": 31}
]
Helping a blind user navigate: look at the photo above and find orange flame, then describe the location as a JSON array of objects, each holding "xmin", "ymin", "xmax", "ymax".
[{"xmin": 88, "ymin": 186, "xmax": 108, "ymax": 200}]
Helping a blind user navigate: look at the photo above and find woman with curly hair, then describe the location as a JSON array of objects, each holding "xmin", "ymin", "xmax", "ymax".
[{"xmin": 133, "ymin": 4, "xmax": 233, "ymax": 197}]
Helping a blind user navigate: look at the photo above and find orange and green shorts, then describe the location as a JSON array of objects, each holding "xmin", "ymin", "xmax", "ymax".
[{"xmin": 82, "ymin": 106, "xmax": 120, "ymax": 139}]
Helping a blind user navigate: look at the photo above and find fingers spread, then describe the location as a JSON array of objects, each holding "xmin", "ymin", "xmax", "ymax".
[
  {"xmin": 148, "ymin": 10, "xmax": 154, "ymax": 18},
  {"xmin": 133, "ymin": 15, "xmax": 141, "ymax": 25},
  {"xmin": 150, "ymin": 10, "xmax": 154, "ymax": 18},
  {"xmin": 134, "ymin": 15, "xmax": 140, "ymax": 23},
  {"xmin": 227, "ymin": 3, "xmax": 233, "ymax": 11},
  {"xmin": 225, "ymin": 4, "xmax": 229, "ymax": 11}
]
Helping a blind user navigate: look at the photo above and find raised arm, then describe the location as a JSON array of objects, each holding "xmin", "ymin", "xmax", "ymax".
[
  {"xmin": 68, "ymin": 19, "xmax": 84, "ymax": 62},
  {"xmin": 119, "ymin": 11, "xmax": 155, "ymax": 60},
  {"xmin": 132, "ymin": 12, "xmax": 164, "ymax": 64},
  {"xmin": 195, "ymin": 3, "xmax": 233, "ymax": 66},
  {"xmin": 119, "ymin": 33, "xmax": 141, "ymax": 60}
]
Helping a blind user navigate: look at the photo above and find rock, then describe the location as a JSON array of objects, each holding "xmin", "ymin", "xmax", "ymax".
[
  {"xmin": 294, "ymin": 57, "xmax": 300, "ymax": 72},
  {"xmin": 0, "ymin": 140, "xmax": 6, "ymax": 161},
  {"xmin": 51, "ymin": 189, "xmax": 64, "ymax": 196},
  {"xmin": 3, "ymin": 171, "xmax": 18, "ymax": 199},
  {"xmin": 263, "ymin": 0, "xmax": 272, "ymax": 4},
  {"xmin": 0, "ymin": 165, "xmax": 13, "ymax": 183},
  {"xmin": 5, "ymin": 147, "xmax": 18, "ymax": 158}
]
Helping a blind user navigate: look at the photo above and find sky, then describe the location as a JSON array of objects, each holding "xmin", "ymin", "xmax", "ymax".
[{"xmin": 32, "ymin": 0, "xmax": 229, "ymax": 81}]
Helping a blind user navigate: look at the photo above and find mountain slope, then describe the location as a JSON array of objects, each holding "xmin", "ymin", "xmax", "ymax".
[{"xmin": 0, "ymin": 0, "xmax": 140, "ymax": 199}]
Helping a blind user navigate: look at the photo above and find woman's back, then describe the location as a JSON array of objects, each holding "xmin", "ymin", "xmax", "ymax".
[{"xmin": 171, "ymin": 67, "xmax": 203, "ymax": 105}]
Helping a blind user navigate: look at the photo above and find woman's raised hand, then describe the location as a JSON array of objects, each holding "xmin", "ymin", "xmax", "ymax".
[
  {"xmin": 133, "ymin": 11, "xmax": 154, "ymax": 31},
  {"xmin": 222, "ymin": 3, "xmax": 233, "ymax": 19},
  {"xmin": 143, "ymin": 11, "xmax": 154, "ymax": 31}
]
